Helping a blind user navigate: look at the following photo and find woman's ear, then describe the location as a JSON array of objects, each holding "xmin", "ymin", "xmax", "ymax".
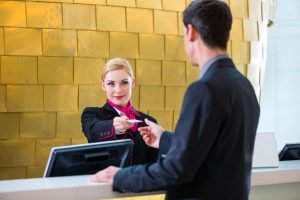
[
  {"xmin": 101, "ymin": 80, "xmax": 106, "ymax": 91},
  {"xmin": 131, "ymin": 79, "xmax": 136, "ymax": 89}
]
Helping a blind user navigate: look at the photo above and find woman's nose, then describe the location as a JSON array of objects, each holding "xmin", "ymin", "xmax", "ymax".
[{"xmin": 115, "ymin": 84, "xmax": 122, "ymax": 92}]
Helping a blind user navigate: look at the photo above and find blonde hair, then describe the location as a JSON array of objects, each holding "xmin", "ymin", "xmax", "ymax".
[{"xmin": 101, "ymin": 58, "xmax": 135, "ymax": 81}]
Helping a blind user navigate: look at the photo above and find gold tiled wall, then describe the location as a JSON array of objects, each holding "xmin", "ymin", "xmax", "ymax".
[{"xmin": 0, "ymin": 0, "xmax": 272, "ymax": 183}]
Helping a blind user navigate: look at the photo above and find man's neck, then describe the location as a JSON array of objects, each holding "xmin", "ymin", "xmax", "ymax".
[{"xmin": 199, "ymin": 48, "xmax": 227, "ymax": 69}]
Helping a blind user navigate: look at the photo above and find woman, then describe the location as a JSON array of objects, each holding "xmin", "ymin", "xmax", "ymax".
[{"xmin": 81, "ymin": 58, "xmax": 158, "ymax": 165}]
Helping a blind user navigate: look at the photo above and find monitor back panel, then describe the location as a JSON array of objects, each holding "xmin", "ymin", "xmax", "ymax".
[{"xmin": 44, "ymin": 139, "xmax": 133, "ymax": 177}]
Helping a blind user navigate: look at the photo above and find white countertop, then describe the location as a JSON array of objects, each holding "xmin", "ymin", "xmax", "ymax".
[
  {"xmin": 0, "ymin": 175, "xmax": 97, "ymax": 193},
  {"xmin": 0, "ymin": 160, "xmax": 299, "ymax": 200},
  {"xmin": 251, "ymin": 160, "xmax": 300, "ymax": 186}
]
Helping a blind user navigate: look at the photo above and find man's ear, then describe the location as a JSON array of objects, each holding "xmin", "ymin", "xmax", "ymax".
[
  {"xmin": 101, "ymin": 81, "xmax": 106, "ymax": 91},
  {"xmin": 187, "ymin": 24, "xmax": 197, "ymax": 42}
]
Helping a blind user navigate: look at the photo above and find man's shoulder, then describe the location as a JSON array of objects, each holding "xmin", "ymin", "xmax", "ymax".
[{"xmin": 187, "ymin": 79, "xmax": 209, "ymax": 93}]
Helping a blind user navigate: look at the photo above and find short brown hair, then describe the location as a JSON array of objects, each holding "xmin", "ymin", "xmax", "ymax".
[{"xmin": 183, "ymin": 0, "xmax": 232, "ymax": 50}]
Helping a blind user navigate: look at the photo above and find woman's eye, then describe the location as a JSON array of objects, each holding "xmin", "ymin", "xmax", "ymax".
[
  {"xmin": 121, "ymin": 81, "xmax": 129, "ymax": 85},
  {"xmin": 107, "ymin": 82, "xmax": 114, "ymax": 86}
]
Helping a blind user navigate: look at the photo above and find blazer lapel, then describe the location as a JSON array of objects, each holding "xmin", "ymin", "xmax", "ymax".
[{"xmin": 102, "ymin": 102, "xmax": 119, "ymax": 119}]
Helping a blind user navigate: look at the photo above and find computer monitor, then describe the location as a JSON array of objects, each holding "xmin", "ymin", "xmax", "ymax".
[
  {"xmin": 279, "ymin": 143, "xmax": 300, "ymax": 161},
  {"xmin": 44, "ymin": 139, "xmax": 133, "ymax": 177}
]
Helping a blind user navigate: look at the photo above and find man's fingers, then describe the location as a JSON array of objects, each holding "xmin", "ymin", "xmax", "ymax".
[
  {"xmin": 145, "ymin": 118, "xmax": 155, "ymax": 126},
  {"xmin": 138, "ymin": 126, "xmax": 151, "ymax": 132},
  {"xmin": 90, "ymin": 172, "xmax": 104, "ymax": 182},
  {"xmin": 138, "ymin": 127, "xmax": 147, "ymax": 132},
  {"xmin": 143, "ymin": 135, "xmax": 151, "ymax": 143},
  {"xmin": 90, "ymin": 175, "xmax": 98, "ymax": 182},
  {"xmin": 90, "ymin": 167, "xmax": 116, "ymax": 183}
]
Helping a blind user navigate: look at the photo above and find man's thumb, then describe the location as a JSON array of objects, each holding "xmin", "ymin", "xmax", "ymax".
[{"xmin": 145, "ymin": 118, "xmax": 153, "ymax": 125}]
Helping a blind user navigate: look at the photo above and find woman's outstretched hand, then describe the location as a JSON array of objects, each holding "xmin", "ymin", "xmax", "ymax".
[{"xmin": 113, "ymin": 116, "xmax": 133, "ymax": 133}]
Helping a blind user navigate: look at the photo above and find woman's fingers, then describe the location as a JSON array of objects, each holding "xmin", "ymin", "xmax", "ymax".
[{"xmin": 113, "ymin": 116, "xmax": 134, "ymax": 133}]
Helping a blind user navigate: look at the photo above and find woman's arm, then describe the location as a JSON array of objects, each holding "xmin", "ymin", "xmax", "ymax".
[{"xmin": 81, "ymin": 107, "xmax": 116, "ymax": 142}]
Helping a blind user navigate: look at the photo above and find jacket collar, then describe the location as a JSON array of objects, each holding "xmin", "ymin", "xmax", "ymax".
[{"xmin": 201, "ymin": 57, "xmax": 235, "ymax": 79}]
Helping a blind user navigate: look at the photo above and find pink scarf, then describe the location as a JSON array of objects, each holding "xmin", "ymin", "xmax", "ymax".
[{"xmin": 107, "ymin": 100, "xmax": 140, "ymax": 132}]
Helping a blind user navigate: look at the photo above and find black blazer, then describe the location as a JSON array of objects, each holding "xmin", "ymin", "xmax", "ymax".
[
  {"xmin": 113, "ymin": 58, "xmax": 260, "ymax": 200},
  {"xmin": 81, "ymin": 103, "xmax": 158, "ymax": 165}
]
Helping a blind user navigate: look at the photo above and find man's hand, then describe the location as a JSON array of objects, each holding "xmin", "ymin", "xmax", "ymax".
[
  {"xmin": 113, "ymin": 116, "xmax": 133, "ymax": 133},
  {"xmin": 138, "ymin": 118, "xmax": 165, "ymax": 148},
  {"xmin": 90, "ymin": 166, "xmax": 120, "ymax": 183}
]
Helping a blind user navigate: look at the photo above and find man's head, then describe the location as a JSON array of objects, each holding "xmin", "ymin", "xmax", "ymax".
[{"xmin": 183, "ymin": 0, "xmax": 232, "ymax": 50}]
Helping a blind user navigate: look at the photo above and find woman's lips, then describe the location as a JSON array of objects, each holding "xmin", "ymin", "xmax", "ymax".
[{"xmin": 115, "ymin": 96, "xmax": 125, "ymax": 100}]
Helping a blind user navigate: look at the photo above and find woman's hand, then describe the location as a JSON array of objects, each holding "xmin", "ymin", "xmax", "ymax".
[{"xmin": 113, "ymin": 116, "xmax": 133, "ymax": 133}]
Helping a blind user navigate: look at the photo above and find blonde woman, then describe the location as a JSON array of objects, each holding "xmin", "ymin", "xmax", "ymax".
[{"xmin": 81, "ymin": 58, "xmax": 158, "ymax": 165}]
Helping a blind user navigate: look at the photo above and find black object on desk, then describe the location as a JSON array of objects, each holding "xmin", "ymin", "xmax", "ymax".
[
  {"xmin": 44, "ymin": 139, "xmax": 133, "ymax": 177},
  {"xmin": 279, "ymin": 143, "xmax": 300, "ymax": 161}
]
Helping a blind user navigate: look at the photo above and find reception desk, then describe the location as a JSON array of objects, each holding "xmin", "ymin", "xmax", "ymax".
[{"xmin": 0, "ymin": 160, "xmax": 300, "ymax": 200}]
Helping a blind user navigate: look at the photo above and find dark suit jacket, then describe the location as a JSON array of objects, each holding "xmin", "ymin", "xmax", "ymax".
[
  {"xmin": 81, "ymin": 103, "xmax": 158, "ymax": 165},
  {"xmin": 113, "ymin": 58, "xmax": 260, "ymax": 200}
]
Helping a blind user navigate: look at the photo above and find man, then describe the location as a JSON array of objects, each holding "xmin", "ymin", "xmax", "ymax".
[{"xmin": 91, "ymin": 0, "xmax": 260, "ymax": 199}]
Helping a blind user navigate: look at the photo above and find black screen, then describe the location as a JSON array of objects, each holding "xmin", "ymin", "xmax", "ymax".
[
  {"xmin": 44, "ymin": 139, "xmax": 133, "ymax": 177},
  {"xmin": 279, "ymin": 143, "xmax": 300, "ymax": 161}
]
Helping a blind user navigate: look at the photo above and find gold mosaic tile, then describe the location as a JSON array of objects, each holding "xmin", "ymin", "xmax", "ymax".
[
  {"xmin": 27, "ymin": 2, "xmax": 62, "ymax": 28},
  {"xmin": 57, "ymin": 112, "xmax": 82, "ymax": 138},
  {"xmin": 154, "ymin": 10, "xmax": 178, "ymax": 35},
  {"xmin": 7, "ymin": 85, "xmax": 43, "ymax": 112},
  {"xmin": 38, "ymin": 57, "xmax": 73, "ymax": 84},
  {"xmin": 127, "ymin": 8, "xmax": 153, "ymax": 33},
  {"xmin": 140, "ymin": 86, "xmax": 164, "ymax": 110},
  {"xmin": 78, "ymin": 31, "xmax": 109, "ymax": 58},
  {"xmin": 97, "ymin": 6, "xmax": 126, "ymax": 32},
  {"xmin": 136, "ymin": 0, "xmax": 162, "ymax": 9},
  {"xmin": 0, "ymin": 1, "xmax": 26, "ymax": 27},
  {"xmin": 0, "ymin": 139, "xmax": 35, "ymax": 167},
  {"xmin": 136, "ymin": 60, "xmax": 161, "ymax": 85},
  {"xmin": 44, "ymin": 85, "xmax": 78, "ymax": 112},
  {"xmin": 0, "ymin": 113, "xmax": 19, "ymax": 139},
  {"xmin": 63, "ymin": 4, "xmax": 96, "ymax": 30},
  {"xmin": 162, "ymin": 0, "xmax": 185, "ymax": 11},
  {"xmin": 5, "ymin": 28, "xmax": 42, "ymax": 55},
  {"xmin": 139, "ymin": 34, "xmax": 164, "ymax": 60},
  {"xmin": 165, "ymin": 86, "xmax": 186, "ymax": 110},
  {"xmin": 74, "ymin": 57, "xmax": 105, "ymax": 84},
  {"xmin": 110, "ymin": 32, "xmax": 139, "ymax": 59},
  {"xmin": 20, "ymin": 112, "xmax": 56, "ymax": 139},
  {"xmin": 43, "ymin": 29, "xmax": 77, "ymax": 56},
  {"xmin": 1, "ymin": 56, "xmax": 37, "ymax": 84}
]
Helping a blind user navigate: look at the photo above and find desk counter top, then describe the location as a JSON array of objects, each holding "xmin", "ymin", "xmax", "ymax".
[
  {"xmin": 251, "ymin": 160, "xmax": 300, "ymax": 186},
  {"xmin": 0, "ymin": 160, "xmax": 300, "ymax": 200}
]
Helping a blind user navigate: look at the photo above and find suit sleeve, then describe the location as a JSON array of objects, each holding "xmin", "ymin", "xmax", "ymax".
[
  {"xmin": 81, "ymin": 107, "xmax": 115, "ymax": 142},
  {"xmin": 159, "ymin": 131, "xmax": 174, "ymax": 156},
  {"xmin": 113, "ymin": 82, "xmax": 223, "ymax": 192}
]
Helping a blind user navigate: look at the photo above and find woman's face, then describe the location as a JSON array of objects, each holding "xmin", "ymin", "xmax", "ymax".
[{"xmin": 101, "ymin": 69, "xmax": 135, "ymax": 107}]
